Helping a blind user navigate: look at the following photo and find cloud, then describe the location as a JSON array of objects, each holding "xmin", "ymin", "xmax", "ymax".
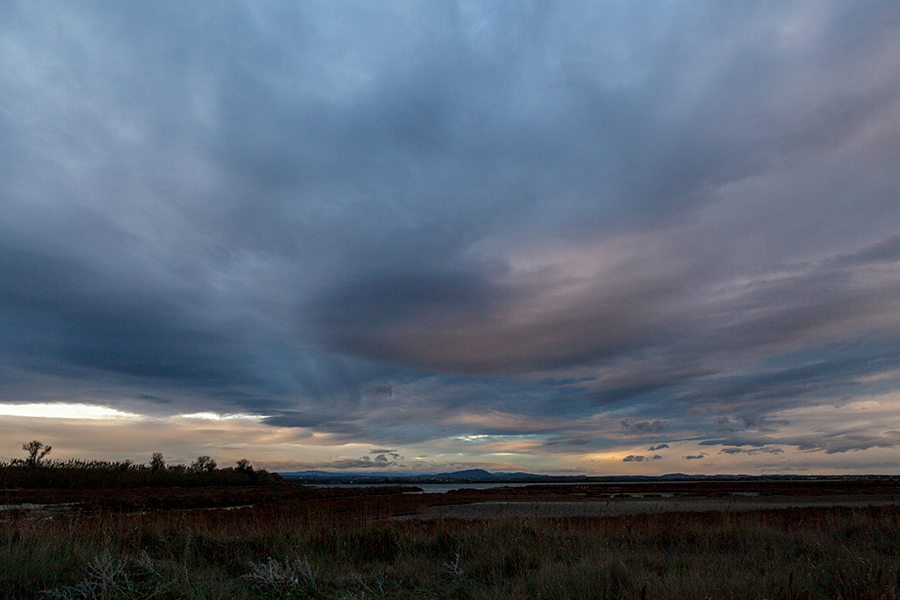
[
  {"xmin": 700, "ymin": 415, "xmax": 900, "ymax": 455},
  {"xmin": 135, "ymin": 394, "xmax": 173, "ymax": 405},
  {"xmin": 684, "ymin": 454, "xmax": 707, "ymax": 460},
  {"xmin": 718, "ymin": 446, "xmax": 784, "ymax": 456},
  {"xmin": 648, "ymin": 444, "xmax": 670, "ymax": 451},
  {"xmin": 0, "ymin": 2, "xmax": 899, "ymax": 474},
  {"xmin": 296, "ymin": 456, "xmax": 403, "ymax": 471},
  {"xmin": 543, "ymin": 437, "xmax": 593, "ymax": 447},
  {"xmin": 622, "ymin": 454, "xmax": 662, "ymax": 463},
  {"xmin": 622, "ymin": 420, "xmax": 667, "ymax": 435},
  {"xmin": 370, "ymin": 449, "xmax": 402, "ymax": 462},
  {"xmin": 719, "ymin": 447, "xmax": 744, "ymax": 455}
]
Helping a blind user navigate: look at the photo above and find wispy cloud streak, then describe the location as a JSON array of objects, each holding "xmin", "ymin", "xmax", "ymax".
[{"xmin": 1, "ymin": 1, "xmax": 899, "ymax": 473}]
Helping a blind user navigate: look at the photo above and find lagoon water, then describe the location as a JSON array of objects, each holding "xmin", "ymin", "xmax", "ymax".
[{"xmin": 307, "ymin": 481, "xmax": 596, "ymax": 493}]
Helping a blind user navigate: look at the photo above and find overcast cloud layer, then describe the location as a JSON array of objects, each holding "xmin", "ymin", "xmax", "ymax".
[{"xmin": 2, "ymin": 1, "xmax": 900, "ymax": 473}]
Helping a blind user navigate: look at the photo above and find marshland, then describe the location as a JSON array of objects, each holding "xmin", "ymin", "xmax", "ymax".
[{"xmin": 3, "ymin": 458, "xmax": 900, "ymax": 599}]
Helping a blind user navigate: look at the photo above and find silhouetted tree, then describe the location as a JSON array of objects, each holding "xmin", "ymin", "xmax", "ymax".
[
  {"xmin": 150, "ymin": 452, "xmax": 165, "ymax": 473},
  {"xmin": 190, "ymin": 455, "xmax": 217, "ymax": 473},
  {"xmin": 22, "ymin": 440, "xmax": 51, "ymax": 467},
  {"xmin": 235, "ymin": 458, "xmax": 252, "ymax": 474}
]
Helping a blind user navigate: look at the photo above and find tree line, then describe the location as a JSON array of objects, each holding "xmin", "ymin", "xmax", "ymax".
[{"xmin": 1, "ymin": 441, "xmax": 283, "ymax": 488}]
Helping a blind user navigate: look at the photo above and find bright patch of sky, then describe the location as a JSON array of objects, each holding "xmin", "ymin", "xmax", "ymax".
[{"xmin": 0, "ymin": 404, "xmax": 140, "ymax": 420}]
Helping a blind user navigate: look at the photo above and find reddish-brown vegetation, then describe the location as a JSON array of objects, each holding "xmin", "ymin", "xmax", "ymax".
[{"xmin": 2, "ymin": 481, "xmax": 899, "ymax": 599}]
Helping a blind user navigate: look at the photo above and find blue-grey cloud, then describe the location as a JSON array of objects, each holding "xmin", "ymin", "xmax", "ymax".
[
  {"xmin": 544, "ymin": 437, "xmax": 592, "ymax": 448},
  {"xmin": 623, "ymin": 455, "xmax": 662, "ymax": 463},
  {"xmin": 701, "ymin": 430, "xmax": 900, "ymax": 455},
  {"xmin": 1, "ymin": 1, "xmax": 899, "ymax": 470},
  {"xmin": 622, "ymin": 421, "xmax": 667, "ymax": 435},
  {"xmin": 719, "ymin": 447, "xmax": 784, "ymax": 456}
]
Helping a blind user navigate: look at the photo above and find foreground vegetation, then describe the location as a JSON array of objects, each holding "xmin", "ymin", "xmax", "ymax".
[{"xmin": 3, "ymin": 498, "xmax": 899, "ymax": 599}]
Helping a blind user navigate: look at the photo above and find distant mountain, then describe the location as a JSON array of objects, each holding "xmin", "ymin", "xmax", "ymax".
[
  {"xmin": 277, "ymin": 469, "xmax": 754, "ymax": 482},
  {"xmin": 427, "ymin": 469, "xmax": 546, "ymax": 481},
  {"xmin": 432, "ymin": 468, "xmax": 494, "ymax": 479},
  {"xmin": 285, "ymin": 470, "xmax": 349, "ymax": 478},
  {"xmin": 279, "ymin": 468, "xmax": 563, "ymax": 483},
  {"xmin": 277, "ymin": 470, "xmax": 891, "ymax": 485},
  {"xmin": 279, "ymin": 470, "xmax": 401, "ymax": 480}
]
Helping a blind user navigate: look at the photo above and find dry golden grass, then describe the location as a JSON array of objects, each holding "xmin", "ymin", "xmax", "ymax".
[{"xmin": 3, "ymin": 489, "xmax": 900, "ymax": 599}]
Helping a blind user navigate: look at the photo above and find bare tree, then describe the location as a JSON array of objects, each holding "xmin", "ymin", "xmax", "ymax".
[
  {"xmin": 190, "ymin": 455, "xmax": 217, "ymax": 473},
  {"xmin": 22, "ymin": 440, "xmax": 51, "ymax": 467},
  {"xmin": 150, "ymin": 452, "xmax": 165, "ymax": 473},
  {"xmin": 235, "ymin": 458, "xmax": 252, "ymax": 474}
]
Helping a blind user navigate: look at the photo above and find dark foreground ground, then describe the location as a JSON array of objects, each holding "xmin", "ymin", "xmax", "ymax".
[
  {"xmin": 5, "ymin": 476, "xmax": 900, "ymax": 516},
  {"xmin": 3, "ymin": 479, "xmax": 900, "ymax": 599}
]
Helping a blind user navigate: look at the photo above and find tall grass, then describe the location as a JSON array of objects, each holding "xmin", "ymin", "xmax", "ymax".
[{"xmin": 2, "ymin": 502, "xmax": 899, "ymax": 599}]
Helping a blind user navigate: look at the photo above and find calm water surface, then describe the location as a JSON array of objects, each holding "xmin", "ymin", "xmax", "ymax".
[{"xmin": 310, "ymin": 482, "xmax": 588, "ymax": 494}]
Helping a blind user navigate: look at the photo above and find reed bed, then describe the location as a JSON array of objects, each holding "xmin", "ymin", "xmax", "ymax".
[{"xmin": 3, "ymin": 500, "xmax": 899, "ymax": 599}]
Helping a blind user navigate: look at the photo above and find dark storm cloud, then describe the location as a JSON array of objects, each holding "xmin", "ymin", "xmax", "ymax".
[
  {"xmin": 309, "ymin": 270, "xmax": 514, "ymax": 365},
  {"xmin": 622, "ymin": 421, "xmax": 667, "ymax": 435},
  {"xmin": 311, "ymin": 455, "xmax": 403, "ymax": 471},
  {"xmin": 835, "ymin": 235, "xmax": 900, "ymax": 267},
  {"xmin": 262, "ymin": 412, "xmax": 362, "ymax": 435},
  {"xmin": 675, "ymin": 339, "xmax": 900, "ymax": 414},
  {"xmin": 135, "ymin": 394, "xmax": 173, "ymax": 405},
  {"xmin": 622, "ymin": 455, "xmax": 662, "ymax": 463},
  {"xmin": 0, "ymin": 243, "xmax": 239, "ymax": 382},
  {"xmin": 701, "ymin": 430, "xmax": 900, "ymax": 455},
  {"xmin": 719, "ymin": 447, "xmax": 784, "ymax": 456},
  {"xmin": 1, "ymin": 1, "xmax": 899, "ymax": 467}
]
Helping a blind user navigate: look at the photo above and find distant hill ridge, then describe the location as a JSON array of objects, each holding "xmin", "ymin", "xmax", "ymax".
[
  {"xmin": 278, "ymin": 469, "xmax": 898, "ymax": 484},
  {"xmin": 279, "ymin": 468, "xmax": 702, "ymax": 483},
  {"xmin": 280, "ymin": 468, "xmax": 550, "ymax": 482}
]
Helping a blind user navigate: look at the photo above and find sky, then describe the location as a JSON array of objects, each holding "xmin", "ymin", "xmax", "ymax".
[{"xmin": 1, "ymin": 1, "xmax": 900, "ymax": 476}]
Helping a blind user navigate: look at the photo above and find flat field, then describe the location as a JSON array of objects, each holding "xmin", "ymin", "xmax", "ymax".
[{"xmin": 3, "ymin": 479, "xmax": 900, "ymax": 599}]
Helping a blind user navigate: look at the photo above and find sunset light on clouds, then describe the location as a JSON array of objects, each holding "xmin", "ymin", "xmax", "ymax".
[{"xmin": 1, "ymin": 1, "xmax": 899, "ymax": 475}]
